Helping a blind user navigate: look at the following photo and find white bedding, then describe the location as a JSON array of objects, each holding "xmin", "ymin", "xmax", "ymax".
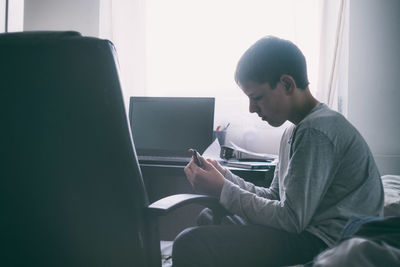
[
  {"xmin": 312, "ymin": 237, "xmax": 400, "ymax": 267},
  {"xmin": 382, "ymin": 175, "xmax": 400, "ymax": 216}
]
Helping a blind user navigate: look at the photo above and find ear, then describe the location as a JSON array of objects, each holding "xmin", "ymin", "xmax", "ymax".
[{"xmin": 280, "ymin": 75, "xmax": 296, "ymax": 94}]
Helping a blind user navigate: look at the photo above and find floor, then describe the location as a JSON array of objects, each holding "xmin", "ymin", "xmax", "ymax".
[{"xmin": 161, "ymin": 240, "xmax": 173, "ymax": 267}]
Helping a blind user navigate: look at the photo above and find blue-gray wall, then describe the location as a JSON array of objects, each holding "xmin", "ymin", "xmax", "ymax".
[
  {"xmin": 348, "ymin": 0, "xmax": 400, "ymax": 175},
  {"xmin": 24, "ymin": 0, "xmax": 99, "ymax": 37}
]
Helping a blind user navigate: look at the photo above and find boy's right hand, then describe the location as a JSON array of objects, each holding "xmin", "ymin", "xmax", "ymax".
[{"xmin": 184, "ymin": 153, "xmax": 225, "ymax": 197}]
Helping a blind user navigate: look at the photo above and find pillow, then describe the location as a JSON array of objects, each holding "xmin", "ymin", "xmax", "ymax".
[{"xmin": 381, "ymin": 175, "xmax": 400, "ymax": 217}]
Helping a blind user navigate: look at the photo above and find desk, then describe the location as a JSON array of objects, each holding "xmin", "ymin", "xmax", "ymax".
[{"xmin": 140, "ymin": 163, "xmax": 275, "ymax": 240}]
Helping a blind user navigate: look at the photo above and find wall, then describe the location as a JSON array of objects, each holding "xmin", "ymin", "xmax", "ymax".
[
  {"xmin": 348, "ymin": 0, "xmax": 400, "ymax": 175},
  {"xmin": 21, "ymin": 0, "xmax": 400, "ymax": 174},
  {"xmin": 23, "ymin": 0, "xmax": 100, "ymax": 37}
]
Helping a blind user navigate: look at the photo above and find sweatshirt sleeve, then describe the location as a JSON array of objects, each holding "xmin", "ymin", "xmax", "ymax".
[
  {"xmin": 223, "ymin": 165, "xmax": 280, "ymax": 200},
  {"xmin": 220, "ymin": 128, "xmax": 338, "ymax": 233}
]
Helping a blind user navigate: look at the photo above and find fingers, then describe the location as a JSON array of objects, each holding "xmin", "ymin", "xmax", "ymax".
[
  {"xmin": 184, "ymin": 158, "xmax": 206, "ymax": 181},
  {"xmin": 184, "ymin": 158, "xmax": 206, "ymax": 188},
  {"xmin": 207, "ymin": 158, "xmax": 218, "ymax": 166},
  {"xmin": 206, "ymin": 159, "xmax": 219, "ymax": 171},
  {"xmin": 206, "ymin": 158, "xmax": 227, "ymax": 176},
  {"xmin": 184, "ymin": 161, "xmax": 193, "ymax": 176},
  {"xmin": 197, "ymin": 153, "xmax": 213, "ymax": 169},
  {"xmin": 184, "ymin": 156, "xmax": 226, "ymax": 196},
  {"xmin": 188, "ymin": 149, "xmax": 213, "ymax": 169},
  {"xmin": 184, "ymin": 160, "xmax": 197, "ymax": 187}
]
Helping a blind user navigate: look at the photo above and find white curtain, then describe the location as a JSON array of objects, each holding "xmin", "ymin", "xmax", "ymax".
[
  {"xmin": 99, "ymin": 0, "xmax": 348, "ymax": 153},
  {"xmin": 99, "ymin": 0, "xmax": 146, "ymax": 110},
  {"xmin": 0, "ymin": 0, "xmax": 24, "ymax": 33},
  {"xmin": 316, "ymin": 0, "xmax": 349, "ymax": 115},
  {"xmin": 0, "ymin": 0, "xmax": 5, "ymax": 32}
]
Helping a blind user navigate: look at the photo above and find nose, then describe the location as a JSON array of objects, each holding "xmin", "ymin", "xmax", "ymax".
[{"xmin": 249, "ymin": 100, "xmax": 259, "ymax": 114}]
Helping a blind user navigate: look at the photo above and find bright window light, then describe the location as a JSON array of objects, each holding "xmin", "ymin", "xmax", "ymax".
[
  {"xmin": 1, "ymin": 0, "xmax": 24, "ymax": 32},
  {"xmin": 144, "ymin": 0, "xmax": 320, "ymax": 118},
  {"xmin": 122, "ymin": 0, "xmax": 322, "ymax": 153}
]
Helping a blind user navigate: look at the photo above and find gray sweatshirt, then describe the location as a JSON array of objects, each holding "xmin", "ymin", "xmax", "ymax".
[{"xmin": 220, "ymin": 103, "xmax": 384, "ymax": 247}]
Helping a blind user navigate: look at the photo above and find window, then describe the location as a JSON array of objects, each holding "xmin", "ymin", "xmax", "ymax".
[
  {"xmin": 102, "ymin": 0, "xmax": 322, "ymax": 153},
  {"xmin": 0, "ymin": 0, "xmax": 24, "ymax": 33}
]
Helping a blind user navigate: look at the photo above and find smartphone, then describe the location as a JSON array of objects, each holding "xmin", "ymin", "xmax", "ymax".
[{"xmin": 192, "ymin": 149, "xmax": 203, "ymax": 167}]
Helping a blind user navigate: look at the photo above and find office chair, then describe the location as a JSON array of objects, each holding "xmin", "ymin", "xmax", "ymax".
[{"xmin": 1, "ymin": 31, "xmax": 225, "ymax": 267}]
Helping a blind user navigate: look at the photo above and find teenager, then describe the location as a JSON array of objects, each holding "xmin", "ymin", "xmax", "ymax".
[{"xmin": 172, "ymin": 36, "xmax": 384, "ymax": 267}]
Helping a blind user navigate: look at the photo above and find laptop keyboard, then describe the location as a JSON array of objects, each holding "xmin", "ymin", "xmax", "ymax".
[{"xmin": 138, "ymin": 156, "xmax": 191, "ymax": 165}]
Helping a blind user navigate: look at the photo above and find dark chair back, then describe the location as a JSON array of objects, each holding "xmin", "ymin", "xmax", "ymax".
[{"xmin": 1, "ymin": 31, "xmax": 159, "ymax": 266}]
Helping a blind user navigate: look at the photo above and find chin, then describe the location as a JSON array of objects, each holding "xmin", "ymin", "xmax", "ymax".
[
  {"xmin": 266, "ymin": 120, "xmax": 285, "ymax": 127},
  {"xmin": 261, "ymin": 115, "xmax": 285, "ymax": 127}
]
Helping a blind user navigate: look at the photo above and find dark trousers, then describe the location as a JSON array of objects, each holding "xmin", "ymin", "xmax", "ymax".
[{"xmin": 172, "ymin": 208, "xmax": 327, "ymax": 267}]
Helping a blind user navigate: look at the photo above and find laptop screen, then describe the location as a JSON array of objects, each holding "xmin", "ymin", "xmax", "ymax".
[{"xmin": 129, "ymin": 97, "xmax": 215, "ymax": 157}]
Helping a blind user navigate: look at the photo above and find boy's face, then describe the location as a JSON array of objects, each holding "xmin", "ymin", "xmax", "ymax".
[{"xmin": 240, "ymin": 81, "xmax": 291, "ymax": 127}]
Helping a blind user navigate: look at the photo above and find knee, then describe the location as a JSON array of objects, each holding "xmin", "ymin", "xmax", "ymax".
[
  {"xmin": 172, "ymin": 227, "xmax": 210, "ymax": 267},
  {"xmin": 172, "ymin": 227, "xmax": 200, "ymax": 258},
  {"xmin": 196, "ymin": 208, "xmax": 214, "ymax": 225}
]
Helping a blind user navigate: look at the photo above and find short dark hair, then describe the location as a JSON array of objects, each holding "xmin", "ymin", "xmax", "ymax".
[{"xmin": 234, "ymin": 36, "xmax": 309, "ymax": 89}]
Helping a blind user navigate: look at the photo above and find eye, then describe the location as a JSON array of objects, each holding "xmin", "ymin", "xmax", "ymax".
[{"xmin": 251, "ymin": 95, "xmax": 263, "ymax": 101}]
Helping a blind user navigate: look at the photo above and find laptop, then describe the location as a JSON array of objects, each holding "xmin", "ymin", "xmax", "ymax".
[{"xmin": 129, "ymin": 96, "xmax": 215, "ymax": 165}]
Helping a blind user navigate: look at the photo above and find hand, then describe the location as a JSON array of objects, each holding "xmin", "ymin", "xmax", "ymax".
[
  {"xmin": 184, "ymin": 150, "xmax": 226, "ymax": 197},
  {"xmin": 206, "ymin": 158, "xmax": 227, "ymax": 176}
]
